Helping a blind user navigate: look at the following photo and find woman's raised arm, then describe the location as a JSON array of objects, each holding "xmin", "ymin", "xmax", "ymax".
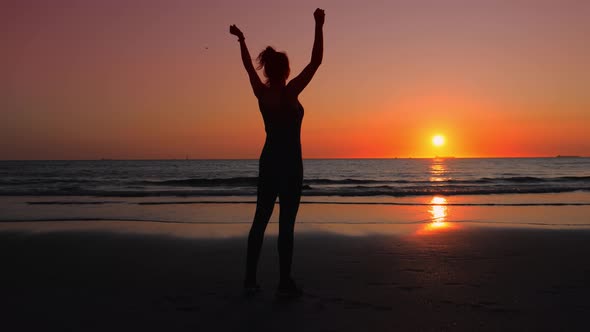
[
  {"xmin": 229, "ymin": 25, "xmax": 265, "ymax": 97},
  {"xmin": 287, "ymin": 8, "xmax": 324, "ymax": 96}
]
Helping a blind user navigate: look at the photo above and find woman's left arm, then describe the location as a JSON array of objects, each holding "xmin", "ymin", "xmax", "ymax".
[{"xmin": 230, "ymin": 25, "xmax": 265, "ymax": 97}]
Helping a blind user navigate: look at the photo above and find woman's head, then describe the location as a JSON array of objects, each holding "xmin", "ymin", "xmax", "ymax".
[{"xmin": 257, "ymin": 46, "xmax": 290, "ymax": 86}]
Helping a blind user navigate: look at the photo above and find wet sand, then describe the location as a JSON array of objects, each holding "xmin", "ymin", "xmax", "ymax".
[{"xmin": 2, "ymin": 225, "xmax": 590, "ymax": 331}]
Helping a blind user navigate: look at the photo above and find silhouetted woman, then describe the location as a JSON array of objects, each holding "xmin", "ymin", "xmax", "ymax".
[{"xmin": 230, "ymin": 8, "xmax": 324, "ymax": 297}]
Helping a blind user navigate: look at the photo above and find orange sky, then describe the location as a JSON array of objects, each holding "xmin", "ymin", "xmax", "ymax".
[{"xmin": 2, "ymin": 0, "xmax": 589, "ymax": 159}]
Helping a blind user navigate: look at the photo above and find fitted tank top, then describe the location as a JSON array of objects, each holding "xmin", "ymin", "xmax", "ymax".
[{"xmin": 258, "ymin": 87, "xmax": 304, "ymax": 163}]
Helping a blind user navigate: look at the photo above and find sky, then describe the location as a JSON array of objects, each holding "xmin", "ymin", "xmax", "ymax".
[{"xmin": 2, "ymin": 0, "xmax": 589, "ymax": 159}]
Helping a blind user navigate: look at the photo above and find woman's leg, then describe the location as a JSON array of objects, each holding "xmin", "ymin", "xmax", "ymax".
[
  {"xmin": 277, "ymin": 177, "xmax": 302, "ymax": 284},
  {"xmin": 245, "ymin": 178, "xmax": 278, "ymax": 286}
]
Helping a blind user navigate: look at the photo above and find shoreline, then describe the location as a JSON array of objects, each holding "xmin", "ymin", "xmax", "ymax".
[{"xmin": 3, "ymin": 192, "xmax": 590, "ymax": 237}]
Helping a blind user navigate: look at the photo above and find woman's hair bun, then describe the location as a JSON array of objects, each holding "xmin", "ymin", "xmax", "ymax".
[{"xmin": 257, "ymin": 46, "xmax": 277, "ymax": 69}]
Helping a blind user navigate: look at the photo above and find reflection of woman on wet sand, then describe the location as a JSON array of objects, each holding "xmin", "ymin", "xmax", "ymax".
[{"xmin": 230, "ymin": 8, "xmax": 324, "ymax": 297}]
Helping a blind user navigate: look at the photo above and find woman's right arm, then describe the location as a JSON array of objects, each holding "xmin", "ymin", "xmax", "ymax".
[
  {"xmin": 287, "ymin": 8, "xmax": 324, "ymax": 96},
  {"xmin": 230, "ymin": 25, "xmax": 265, "ymax": 97}
]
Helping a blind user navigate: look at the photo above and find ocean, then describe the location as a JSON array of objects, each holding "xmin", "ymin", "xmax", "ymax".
[
  {"xmin": 2, "ymin": 158, "xmax": 590, "ymax": 198},
  {"xmin": 1, "ymin": 158, "xmax": 590, "ymax": 229}
]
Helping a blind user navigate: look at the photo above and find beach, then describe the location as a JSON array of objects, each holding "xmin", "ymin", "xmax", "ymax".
[
  {"xmin": 2, "ymin": 210, "xmax": 590, "ymax": 331},
  {"xmin": 2, "ymin": 159, "xmax": 590, "ymax": 330}
]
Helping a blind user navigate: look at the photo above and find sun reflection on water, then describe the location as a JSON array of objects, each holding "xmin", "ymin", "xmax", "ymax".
[
  {"xmin": 430, "ymin": 196, "xmax": 448, "ymax": 222},
  {"xmin": 429, "ymin": 159, "xmax": 449, "ymax": 182},
  {"xmin": 419, "ymin": 196, "xmax": 456, "ymax": 234}
]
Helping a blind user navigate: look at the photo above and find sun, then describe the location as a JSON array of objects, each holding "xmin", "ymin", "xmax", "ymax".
[{"xmin": 432, "ymin": 135, "xmax": 445, "ymax": 147}]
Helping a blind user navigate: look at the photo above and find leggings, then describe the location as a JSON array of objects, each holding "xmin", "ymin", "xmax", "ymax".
[{"xmin": 245, "ymin": 163, "xmax": 302, "ymax": 283}]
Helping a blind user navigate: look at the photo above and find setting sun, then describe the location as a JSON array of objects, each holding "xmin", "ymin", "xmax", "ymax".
[{"xmin": 432, "ymin": 135, "xmax": 445, "ymax": 147}]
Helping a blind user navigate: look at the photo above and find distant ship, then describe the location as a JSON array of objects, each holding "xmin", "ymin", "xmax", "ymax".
[
  {"xmin": 556, "ymin": 155, "xmax": 582, "ymax": 158},
  {"xmin": 434, "ymin": 156, "xmax": 456, "ymax": 159}
]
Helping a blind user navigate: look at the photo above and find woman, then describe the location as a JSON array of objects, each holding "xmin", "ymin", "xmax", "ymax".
[{"xmin": 229, "ymin": 8, "xmax": 324, "ymax": 297}]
